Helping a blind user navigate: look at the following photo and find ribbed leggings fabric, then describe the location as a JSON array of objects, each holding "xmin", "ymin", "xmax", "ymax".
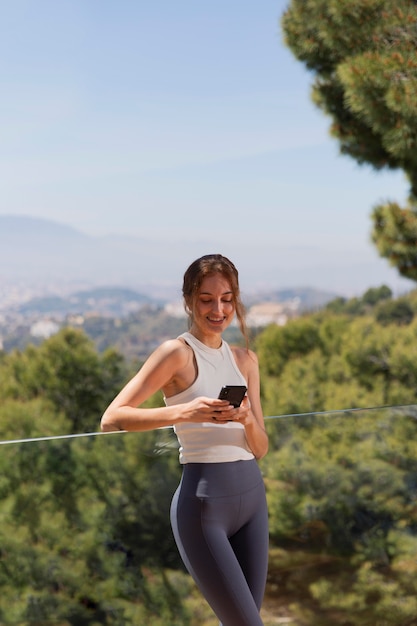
[{"xmin": 170, "ymin": 459, "xmax": 269, "ymax": 626}]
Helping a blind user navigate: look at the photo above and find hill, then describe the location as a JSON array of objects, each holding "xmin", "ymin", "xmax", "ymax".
[
  {"xmin": 0, "ymin": 215, "xmax": 203, "ymax": 294},
  {"xmin": 0, "ymin": 214, "xmax": 341, "ymax": 311},
  {"xmin": 17, "ymin": 286, "xmax": 154, "ymax": 317},
  {"xmin": 2, "ymin": 214, "xmax": 409, "ymax": 298}
]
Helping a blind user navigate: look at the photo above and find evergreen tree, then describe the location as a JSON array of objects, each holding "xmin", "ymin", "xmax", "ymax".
[
  {"xmin": 282, "ymin": 0, "xmax": 417, "ymax": 280},
  {"xmin": 0, "ymin": 327, "xmax": 127, "ymax": 434}
]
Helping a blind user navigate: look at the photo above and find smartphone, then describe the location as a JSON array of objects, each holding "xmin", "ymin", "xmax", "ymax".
[{"xmin": 218, "ymin": 385, "xmax": 247, "ymax": 408}]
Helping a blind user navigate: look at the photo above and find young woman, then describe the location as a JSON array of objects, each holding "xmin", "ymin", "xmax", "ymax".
[{"xmin": 101, "ymin": 254, "xmax": 269, "ymax": 626}]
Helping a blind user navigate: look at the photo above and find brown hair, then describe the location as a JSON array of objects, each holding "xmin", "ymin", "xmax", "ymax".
[{"xmin": 182, "ymin": 253, "xmax": 249, "ymax": 348}]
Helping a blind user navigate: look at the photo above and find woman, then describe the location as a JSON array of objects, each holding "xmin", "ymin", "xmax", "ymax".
[{"xmin": 101, "ymin": 253, "xmax": 269, "ymax": 626}]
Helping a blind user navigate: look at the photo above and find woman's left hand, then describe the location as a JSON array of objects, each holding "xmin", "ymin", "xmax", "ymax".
[{"xmin": 212, "ymin": 396, "xmax": 253, "ymax": 425}]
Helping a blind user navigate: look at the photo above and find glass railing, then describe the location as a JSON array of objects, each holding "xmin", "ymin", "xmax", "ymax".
[{"xmin": 1, "ymin": 405, "xmax": 417, "ymax": 625}]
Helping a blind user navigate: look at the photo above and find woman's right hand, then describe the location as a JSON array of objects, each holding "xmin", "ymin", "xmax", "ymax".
[{"xmin": 179, "ymin": 396, "xmax": 235, "ymax": 423}]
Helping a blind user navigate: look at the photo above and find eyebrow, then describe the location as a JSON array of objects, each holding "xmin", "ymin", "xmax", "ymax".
[{"xmin": 199, "ymin": 290, "xmax": 233, "ymax": 296}]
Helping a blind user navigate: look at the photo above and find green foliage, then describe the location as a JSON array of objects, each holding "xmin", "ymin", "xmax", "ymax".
[
  {"xmin": 0, "ymin": 397, "xmax": 69, "ymax": 442},
  {"xmin": 372, "ymin": 200, "xmax": 417, "ymax": 281},
  {"xmin": 254, "ymin": 288, "xmax": 417, "ymax": 622},
  {"xmin": 375, "ymin": 297, "xmax": 414, "ymax": 326},
  {"xmin": 0, "ymin": 431, "xmax": 186, "ymax": 625},
  {"xmin": 282, "ymin": 0, "xmax": 417, "ymax": 281},
  {"xmin": 4, "ymin": 294, "xmax": 417, "ymax": 623},
  {"xmin": 0, "ymin": 328, "xmax": 192, "ymax": 624},
  {"xmin": 362, "ymin": 284, "xmax": 392, "ymax": 305},
  {"xmin": 262, "ymin": 407, "xmax": 417, "ymax": 624},
  {"xmin": 326, "ymin": 284, "xmax": 392, "ymax": 316},
  {"xmin": 0, "ymin": 328, "xmax": 127, "ymax": 434},
  {"xmin": 257, "ymin": 289, "xmax": 417, "ymax": 417},
  {"xmin": 255, "ymin": 317, "xmax": 322, "ymax": 377}
]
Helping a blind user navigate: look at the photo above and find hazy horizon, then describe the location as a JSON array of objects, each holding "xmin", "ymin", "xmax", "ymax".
[{"xmin": 0, "ymin": 214, "xmax": 414, "ymax": 299}]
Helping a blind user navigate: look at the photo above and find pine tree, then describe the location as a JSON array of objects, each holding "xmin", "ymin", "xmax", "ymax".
[{"xmin": 282, "ymin": 0, "xmax": 417, "ymax": 280}]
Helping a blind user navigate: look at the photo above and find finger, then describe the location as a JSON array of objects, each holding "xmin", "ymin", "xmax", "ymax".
[
  {"xmin": 212, "ymin": 407, "xmax": 231, "ymax": 416},
  {"xmin": 212, "ymin": 413, "xmax": 227, "ymax": 422},
  {"xmin": 212, "ymin": 410, "xmax": 229, "ymax": 421},
  {"xmin": 212, "ymin": 398, "xmax": 232, "ymax": 408}
]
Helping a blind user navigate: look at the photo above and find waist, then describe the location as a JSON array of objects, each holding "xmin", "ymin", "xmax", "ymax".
[{"xmin": 180, "ymin": 459, "xmax": 263, "ymax": 498}]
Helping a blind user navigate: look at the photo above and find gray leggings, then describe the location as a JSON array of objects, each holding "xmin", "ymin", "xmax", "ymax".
[{"xmin": 170, "ymin": 459, "xmax": 269, "ymax": 626}]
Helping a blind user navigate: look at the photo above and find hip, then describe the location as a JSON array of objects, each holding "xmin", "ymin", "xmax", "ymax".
[{"xmin": 178, "ymin": 458, "xmax": 264, "ymax": 499}]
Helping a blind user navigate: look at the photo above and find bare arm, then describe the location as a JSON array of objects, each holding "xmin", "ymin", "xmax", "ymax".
[
  {"xmin": 100, "ymin": 339, "xmax": 233, "ymax": 432},
  {"xmin": 241, "ymin": 351, "xmax": 269, "ymax": 459}
]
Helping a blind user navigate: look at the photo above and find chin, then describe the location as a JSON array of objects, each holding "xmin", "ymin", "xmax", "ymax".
[{"xmin": 209, "ymin": 322, "xmax": 230, "ymax": 333}]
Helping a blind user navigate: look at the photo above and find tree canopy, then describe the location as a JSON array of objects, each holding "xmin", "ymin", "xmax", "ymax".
[
  {"xmin": 282, "ymin": 0, "xmax": 417, "ymax": 280},
  {"xmin": 2, "ymin": 294, "xmax": 417, "ymax": 622}
]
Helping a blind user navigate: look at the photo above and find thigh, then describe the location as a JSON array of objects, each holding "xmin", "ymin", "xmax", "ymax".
[
  {"xmin": 230, "ymin": 484, "xmax": 269, "ymax": 610},
  {"xmin": 171, "ymin": 488, "xmax": 264, "ymax": 626}
]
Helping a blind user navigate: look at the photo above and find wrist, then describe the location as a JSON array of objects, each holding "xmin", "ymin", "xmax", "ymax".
[{"xmin": 171, "ymin": 404, "xmax": 186, "ymax": 425}]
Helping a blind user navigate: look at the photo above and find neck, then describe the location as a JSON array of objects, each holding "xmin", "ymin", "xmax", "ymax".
[{"xmin": 189, "ymin": 329, "xmax": 222, "ymax": 349}]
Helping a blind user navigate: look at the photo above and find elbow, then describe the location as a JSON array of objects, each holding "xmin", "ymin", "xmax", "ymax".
[
  {"xmin": 255, "ymin": 436, "xmax": 269, "ymax": 460},
  {"xmin": 255, "ymin": 444, "xmax": 268, "ymax": 461},
  {"xmin": 100, "ymin": 409, "xmax": 120, "ymax": 432}
]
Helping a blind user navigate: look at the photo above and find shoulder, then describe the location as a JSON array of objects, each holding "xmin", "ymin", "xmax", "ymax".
[
  {"xmin": 153, "ymin": 337, "xmax": 193, "ymax": 366},
  {"xmin": 230, "ymin": 344, "xmax": 258, "ymax": 363},
  {"xmin": 230, "ymin": 345, "xmax": 259, "ymax": 375},
  {"xmin": 150, "ymin": 337, "xmax": 196, "ymax": 396},
  {"xmin": 140, "ymin": 337, "xmax": 194, "ymax": 384}
]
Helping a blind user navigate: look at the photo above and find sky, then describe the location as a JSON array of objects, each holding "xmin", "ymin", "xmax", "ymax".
[{"xmin": 0, "ymin": 0, "xmax": 414, "ymax": 296}]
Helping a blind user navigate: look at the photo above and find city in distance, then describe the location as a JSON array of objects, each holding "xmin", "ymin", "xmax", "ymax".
[
  {"xmin": 0, "ymin": 215, "xmax": 341, "ymax": 357},
  {"xmin": 1, "ymin": 214, "xmax": 414, "ymax": 360}
]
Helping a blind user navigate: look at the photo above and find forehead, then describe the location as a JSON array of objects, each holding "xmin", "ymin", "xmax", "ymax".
[{"xmin": 199, "ymin": 273, "xmax": 232, "ymax": 294}]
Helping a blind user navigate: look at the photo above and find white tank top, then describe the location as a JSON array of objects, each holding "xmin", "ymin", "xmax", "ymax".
[{"xmin": 164, "ymin": 332, "xmax": 255, "ymax": 464}]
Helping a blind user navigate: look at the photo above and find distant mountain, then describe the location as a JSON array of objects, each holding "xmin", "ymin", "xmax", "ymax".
[
  {"xmin": 1, "ymin": 214, "xmax": 412, "ymax": 301},
  {"xmin": 0, "ymin": 215, "xmax": 199, "ymax": 294},
  {"xmin": 18, "ymin": 287, "xmax": 154, "ymax": 317},
  {"xmin": 0, "ymin": 215, "xmax": 85, "ymax": 240},
  {"xmin": 0, "ymin": 215, "xmax": 343, "ymax": 303}
]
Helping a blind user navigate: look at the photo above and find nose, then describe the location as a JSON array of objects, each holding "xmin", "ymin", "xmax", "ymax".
[{"xmin": 211, "ymin": 299, "xmax": 223, "ymax": 314}]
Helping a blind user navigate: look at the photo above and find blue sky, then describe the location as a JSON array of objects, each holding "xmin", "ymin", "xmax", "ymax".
[{"xmin": 0, "ymin": 0, "xmax": 413, "ymax": 295}]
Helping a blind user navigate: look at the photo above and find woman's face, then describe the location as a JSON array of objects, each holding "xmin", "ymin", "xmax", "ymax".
[{"xmin": 189, "ymin": 273, "xmax": 236, "ymax": 341}]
